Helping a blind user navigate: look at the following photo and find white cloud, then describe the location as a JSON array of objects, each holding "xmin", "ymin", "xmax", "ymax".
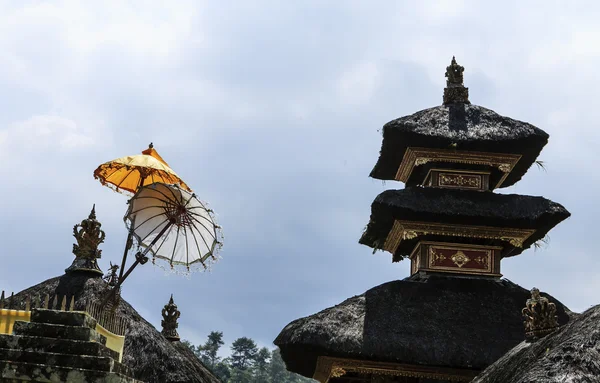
[{"xmin": 1, "ymin": 115, "xmax": 94, "ymax": 154}]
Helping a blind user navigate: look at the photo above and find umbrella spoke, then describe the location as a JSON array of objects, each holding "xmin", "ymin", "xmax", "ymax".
[
  {"xmin": 188, "ymin": 213, "xmax": 217, "ymax": 242},
  {"xmin": 170, "ymin": 224, "xmax": 182, "ymax": 266},
  {"xmin": 116, "ymin": 168, "xmax": 139, "ymax": 191},
  {"xmin": 133, "ymin": 211, "xmax": 171, "ymax": 234},
  {"xmin": 187, "ymin": 209, "xmax": 218, "ymax": 225},
  {"xmin": 188, "ymin": 225, "xmax": 207, "ymax": 268},
  {"xmin": 123, "ymin": 182, "xmax": 221, "ymax": 274}
]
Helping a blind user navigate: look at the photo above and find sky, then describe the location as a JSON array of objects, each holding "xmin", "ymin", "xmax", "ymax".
[{"xmin": 0, "ymin": 0, "xmax": 599, "ymax": 355}]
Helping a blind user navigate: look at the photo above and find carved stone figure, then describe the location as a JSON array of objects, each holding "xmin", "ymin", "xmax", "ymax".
[
  {"xmin": 522, "ymin": 287, "xmax": 559, "ymax": 340},
  {"xmin": 103, "ymin": 262, "xmax": 120, "ymax": 286},
  {"xmin": 161, "ymin": 294, "xmax": 181, "ymax": 341},
  {"xmin": 65, "ymin": 205, "xmax": 105, "ymax": 275}
]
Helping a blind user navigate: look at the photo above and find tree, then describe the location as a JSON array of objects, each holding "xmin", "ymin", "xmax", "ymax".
[
  {"xmin": 230, "ymin": 337, "xmax": 258, "ymax": 370},
  {"xmin": 181, "ymin": 339, "xmax": 195, "ymax": 352},
  {"xmin": 198, "ymin": 331, "xmax": 225, "ymax": 368},
  {"xmin": 214, "ymin": 359, "xmax": 232, "ymax": 382},
  {"xmin": 269, "ymin": 348, "xmax": 288, "ymax": 383},
  {"xmin": 253, "ymin": 347, "xmax": 271, "ymax": 383},
  {"xmin": 230, "ymin": 367, "xmax": 253, "ymax": 383}
]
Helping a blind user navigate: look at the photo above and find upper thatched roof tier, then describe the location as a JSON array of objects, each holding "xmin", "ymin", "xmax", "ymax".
[
  {"xmin": 274, "ymin": 275, "xmax": 573, "ymax": 379},
  {"xmin": 473, "ymin": 303, "xmax": 600, "ymax": 382},
  {"xmin": 369, "ymin": 103, "xmax": 549, "ymax": 188},
  {"xmin": 359, "ymin": 187, "xmax": 570, "ymax": 261},
  {"xmin": 6, "ymin": 273, "xmax": 220, "ymax": 383}
]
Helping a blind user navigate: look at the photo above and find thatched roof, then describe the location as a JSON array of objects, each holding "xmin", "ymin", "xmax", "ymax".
[
  {"xmin": 473, "ymin": 303, "xmax": 600, "ymax": 382},
  {"xmin": 6, "ymin": 272, "xmax": 220, "ymax": 383},
  {"xmin": 369, "ymin": 104, "xmax": 549, "ymax": 188},
  {"xmin": 359, "ymin": 187, "xmax": 570, "ymax": 261},
  {"xmin": 274, "ymin": 274, "xmax": 573, "ymax": 379}
]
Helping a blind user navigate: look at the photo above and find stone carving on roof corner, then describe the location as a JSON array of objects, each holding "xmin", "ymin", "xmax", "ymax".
[{"xmin": 523, "ymin": 287, "xmax": 559, "ymax": 340}]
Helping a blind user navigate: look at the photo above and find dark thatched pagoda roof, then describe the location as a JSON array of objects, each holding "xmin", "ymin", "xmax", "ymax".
[
  {"xmin": 359, "ymin": 187, "xmax": 570, "ymax": 260},
  {"xmin": 369, "ymin": 104, "xmax": 549, "ymax": 188},
  {"xmin": 274, "ymin": 275, "xmax": 573, "ymax": 379},
  {"xmin": 7, "ymin": 273, "xmax": 220, "ymax": 383},
  {"xmin": 473, "ymin": 303, "xmax": 600, "ymax": 383}
]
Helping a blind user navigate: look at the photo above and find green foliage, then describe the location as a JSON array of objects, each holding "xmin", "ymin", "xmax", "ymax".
[
  {"xmin": 189, "ymin": 332, "xmax": 316, "ymax": 383},
  {"xmin": 197, "ymin": 331, "xmax": 225, "ymax": 368},
  {"xmin": 230, "ymin": 337, "xmax": 258, "ymax": 370},
  {"xmin": 253, "ymin": 347, "xmax": 271, "ymax": 383},
  {"xmin": 213, "ymin": 361, "xmax": 231, "ymax": 382}
]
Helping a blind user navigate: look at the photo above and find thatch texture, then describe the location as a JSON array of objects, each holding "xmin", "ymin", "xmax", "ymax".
[
  {"xmin": 369, "ymin": 104, "xmax": 549, "ymax": 188},
  {"xmin": 274, "ymin": 274, "xmax": 573, "ymax": 379},
  {"xmin": 5, "ymin": 273, "xmax": 220, "ymax": 383},
  {"xmin": 359, "ymin": 187, "xmax": 570, "ymax": 260},
  {"xmin": 473, "ymin": 304, "xmax": 600, "ymax": 383}
]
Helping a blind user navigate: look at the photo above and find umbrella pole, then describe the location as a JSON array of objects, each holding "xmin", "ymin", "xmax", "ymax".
[
  {"xmin": 116, "ymin": 175, "xmax": 145, "ymax": 284},
  {"xmin": 117, "ymin": 215, "xmax": 136, "ymax": 284},
  {"xmin": 101, "ymin": 222, "xmax": 173, "ymax": 307}
]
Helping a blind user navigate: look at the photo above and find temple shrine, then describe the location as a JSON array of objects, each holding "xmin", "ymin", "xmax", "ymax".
[{"xmin": 275, "ymin": 58, "xmax": 573, "ymax": 382}]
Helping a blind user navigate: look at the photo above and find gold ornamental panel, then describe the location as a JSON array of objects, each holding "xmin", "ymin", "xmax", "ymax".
[
  {"xmin": 382, "ymin": 220, "xmax": 535, "ymax": 256},
  {"xmin": 395, "ymin": 147, "xmax": 522, "ymax": 188},
  {"xmin": 313, "ymin": 356, "xmax": 476, "ymax": 383}
]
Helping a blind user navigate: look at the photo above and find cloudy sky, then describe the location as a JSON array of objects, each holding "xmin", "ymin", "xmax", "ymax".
[{"xmin": 0, "ymin": 1, "xmax": 598, "ymax": 353}]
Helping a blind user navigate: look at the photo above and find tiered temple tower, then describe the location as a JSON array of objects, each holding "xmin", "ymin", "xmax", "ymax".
[
  {"xmin": 359, "ymin": 56, "xmax": 568, "ymax": 278},
  {"xmin": 275, "ymin": 58, "xmax": 572, "ymax": 383}
]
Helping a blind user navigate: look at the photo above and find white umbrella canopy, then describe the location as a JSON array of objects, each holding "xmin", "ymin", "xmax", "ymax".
[{"xmin": 125, "ymin": 182, "xmax": 223, "ymax": 273}]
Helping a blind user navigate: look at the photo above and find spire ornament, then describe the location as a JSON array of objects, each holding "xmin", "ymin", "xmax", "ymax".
[
  {"xmin": 65, "ymin": 205, "xmax": 105, "ymax": 275},
  {"xmin": 161, "ymin": 294, "xmax": 181, "ymax": 341},
  {"xmin": 443, "ymin": 56, "xmax": 470, "ymax": 105},
  {"xmin": 522, "ymin": 287, "xmax": 559, "ymax": 340},
  {"xmin": 103, "ymin": 262, "xmax": 120, "ymax": 286}
]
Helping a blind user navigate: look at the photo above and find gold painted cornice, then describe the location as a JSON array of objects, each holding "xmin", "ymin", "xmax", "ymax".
[
  {"xmin": 383, "ymin": 220, "xmax": 535, "ymax": 256},
  {"xmin": 395, "ymin": 147, "xmax": 522, "ymax": 188},
  {"xmin": 314, "ymin": 356, "xmax": 477, "ymax": 382}
]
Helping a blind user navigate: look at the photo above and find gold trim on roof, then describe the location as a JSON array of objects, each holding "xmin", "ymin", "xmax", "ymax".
[
  {"xmin": 395, "ymin": 147, "xmax": 522, "ymax": 188},
  {"xmin": 382, "ymin": 220, "xmax": 535, "ymax": 255},
  {"xmin": 313, "ymin": 356, "xmax": 476, "ymax": 382}
]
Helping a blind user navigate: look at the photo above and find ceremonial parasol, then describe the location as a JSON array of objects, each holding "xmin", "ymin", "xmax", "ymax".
[
  {"xmin": 103, "ymin": 183, "xmax": 222, "ymax": 305},
  {"xmin": 93, "ymin": 143, "xmax": 192, "ymax": 195},
  {"xmin": 94, "ymin": 143, "xmax": 194, "ymax": 291}
]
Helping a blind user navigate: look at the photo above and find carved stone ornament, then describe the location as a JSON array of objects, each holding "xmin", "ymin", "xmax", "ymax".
[
  {"xmin": 103, "ymin": 262, "xmax": 120, "ymax": 287},
  {"xmin": 522, "ymin": 287, "xmax": 559, "ymax": 340},
  {"xmin": 65, "ymin": 205, "xmax": 105, "ymax": 275},
  {"xmin": 444, "ymin": 56, "xmax": 470, "ymax": 105},
  {"xmin": 161, "ymin": 294, "xmax": 181, "ymax": 341}
]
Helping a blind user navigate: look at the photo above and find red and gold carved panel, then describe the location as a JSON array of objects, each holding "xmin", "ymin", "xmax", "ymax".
[
  {"xmin": 408, "ymin": 241, "xmax": 502, "ymax": 276},
  {"xmin": 438, "ymin": 172, "xmax": 482, "ymax": 189},
  {"xmin": 429, "ymin": 245, "xmax": 492, "ymax": 273}
]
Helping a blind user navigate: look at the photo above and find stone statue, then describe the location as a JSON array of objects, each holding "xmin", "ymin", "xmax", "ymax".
[
  {"xmin": 103, "ymin": 262, "xmax": 120, "ymax": 286},
  {"xmin": 66, "ymin": 205, "xmax": 105, "ymax": 275},
  {"xmin": 522, "ymin": 287, "xmax": 559, "ymax": 340},
  {"xmin": 161, "ymin": 294, "xmax": 181, "ymax": 341}
]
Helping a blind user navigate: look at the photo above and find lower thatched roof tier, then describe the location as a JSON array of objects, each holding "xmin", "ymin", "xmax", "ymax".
[
  {"xmin": 473, "ymin": 303, "xmax": 600, "ymax": 382},
  {"xmin": 274, "ymin": 275, "xmax": 573, "ymax": 379},
  {"xmin": 6, "ymin": 273, "xmax": 220, "ymax": 383},
  {"xmin": 359, "ymin": 187, "xmax": 570, "ymax": 261},
  {"xmin": 369, "ymin": 103, "xmax": 549, "ymax": 188}
]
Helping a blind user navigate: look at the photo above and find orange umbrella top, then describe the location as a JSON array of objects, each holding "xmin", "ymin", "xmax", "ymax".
[{"xmin": 93, "ymin": 143, "xmax": 192, "ymax": 195}]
